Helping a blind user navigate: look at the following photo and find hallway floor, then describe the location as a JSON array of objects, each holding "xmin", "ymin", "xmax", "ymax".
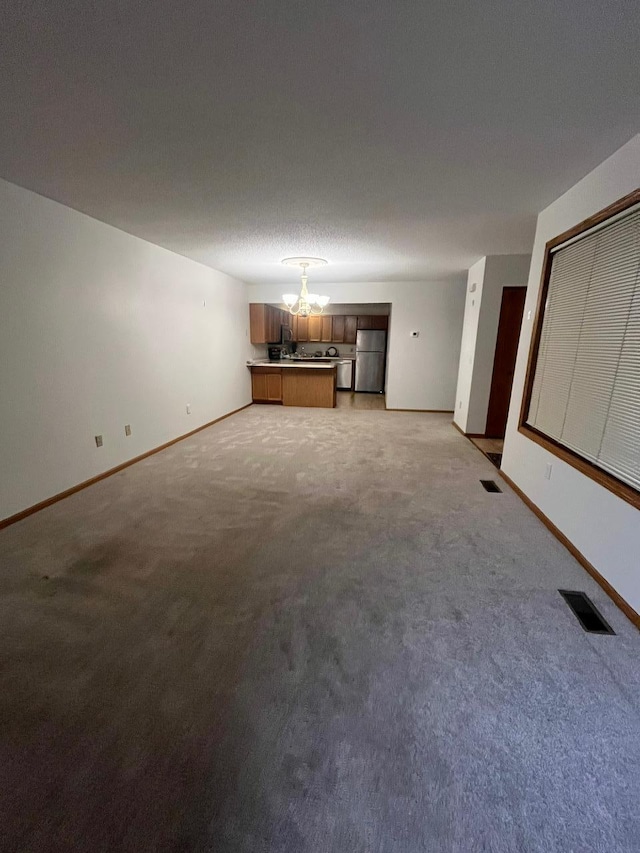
[
  {"xmin": 1, "ymin": 406, "xmax": 638, "ymax": 852},
  {"xmin": 336, "ymin": 390, "xmax": 387, "ymax": 409}
]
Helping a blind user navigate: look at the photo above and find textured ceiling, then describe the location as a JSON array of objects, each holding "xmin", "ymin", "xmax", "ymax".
[{"xmin": 1, "ymin": 1, "xmax": 638, "ymax": 284}]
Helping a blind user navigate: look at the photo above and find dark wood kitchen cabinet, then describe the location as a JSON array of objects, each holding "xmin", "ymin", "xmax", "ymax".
[
  {"xmin": 344, "ymin": 315, "xmax": 358, "ymax": 344},
  {"xmin": 321, "ymin": 315, "xmax": 333, "ymax": 342},
  {"xmin": 331, "ymin": 315, "xmax": 345, "ymax": 342},
  {"xmin": 282, "ymin": 310, "xmax": 389, "ymax": 344},
  {"xmin": 357, "ymin": 315, "xmax": 388, "ymax": 331},
  {"xmin": 250, "ymin": 304, "xmax": 288, "ymax": 344}
]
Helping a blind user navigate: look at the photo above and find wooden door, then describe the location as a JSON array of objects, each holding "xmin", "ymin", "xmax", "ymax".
[
  {"xmin": 485, "ymin": 287, "xmax": 527, "ymax": 438},
  {"xmin": 344, "ymin": 315, "xmax": 357, "ymax": 343},
  {"xmin": 321, "ymin": 316, "xmax": 333, "ymax": 342},
  {"xmin": 331, "ymin": 315, "xmax": 345, "ymax": 342},
  {"xmin": 297, "ymin": 316, "xmax": 309, "ymax": 341},
  {"xmin": 308, "ymin": 315, "xmax": 322, "ymax": 342}
]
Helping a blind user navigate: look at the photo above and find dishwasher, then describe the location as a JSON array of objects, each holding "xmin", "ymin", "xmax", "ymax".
[{"xmin": 336, "ymin": 359, "xmax": 353, "ymax": 390}]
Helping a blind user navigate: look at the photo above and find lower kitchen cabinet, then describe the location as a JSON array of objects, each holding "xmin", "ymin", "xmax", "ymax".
[
  {"xmin": 251, "ymin": 368, "xmax": 282, "ymax": 403},
  {"xmin": 250, "ymin": 365, "xmax": 336, "ymax": 407}
]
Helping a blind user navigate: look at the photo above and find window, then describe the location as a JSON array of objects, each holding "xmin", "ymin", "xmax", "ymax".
[{"xmin": 520, "ymin": 189, "xmax": 640, "ymax": 509}]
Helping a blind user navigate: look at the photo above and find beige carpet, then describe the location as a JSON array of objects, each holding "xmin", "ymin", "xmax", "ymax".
[{"xmin": 1, "ymin": 405, "xmax": 639, "ymax": 852}]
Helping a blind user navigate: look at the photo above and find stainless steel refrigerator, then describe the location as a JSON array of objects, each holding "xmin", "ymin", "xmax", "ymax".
[{"xmin": 355, "ymin": 330, "xmax": 386, "ymax": 393}]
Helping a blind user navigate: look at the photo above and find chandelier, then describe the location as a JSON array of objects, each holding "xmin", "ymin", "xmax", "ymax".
[{"xmin": 282, "ymin": 257, "xmax": 330, "ymax": 316}]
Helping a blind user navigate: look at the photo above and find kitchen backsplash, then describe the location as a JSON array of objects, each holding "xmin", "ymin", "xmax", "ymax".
[
  {"xmin": 295, "ymin": 343, "xmax": 356, "ymax": 356},
  {"xmin": 250, "ymin": 343, "xmax": 356, "ymax": 359}
]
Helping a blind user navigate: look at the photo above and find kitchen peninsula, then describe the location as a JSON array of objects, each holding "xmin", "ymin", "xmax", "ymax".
[{"xmin": 249, "ymin": 361, "xmax": 337, "ymax": 408}]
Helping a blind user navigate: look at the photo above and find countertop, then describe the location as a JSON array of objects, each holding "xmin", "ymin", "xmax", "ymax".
[{"xmin": 248, "ymin": 360, "xmax": 339, "ymax": 370}]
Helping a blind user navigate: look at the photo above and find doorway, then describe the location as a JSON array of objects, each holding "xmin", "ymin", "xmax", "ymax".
[{"xmin": 485, "ymin": 287, "xmax": 527, "ymax": 438}]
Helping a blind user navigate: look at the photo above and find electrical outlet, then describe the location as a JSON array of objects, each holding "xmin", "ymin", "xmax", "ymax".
[
  {"xmin": 545, "ymin": 463, "xmax": 553, "ymax": 480},
  {"xmin": 527, "ymin": 310, "xmax": 532, "ymax": 320},
  {"xmin": 95, "ymin": 435, "xmax": 103, "ymax": 448},
  {"xmin": 124, "ymin": 424, "xmax": 131, "ymax": 436},
  {"xmin": 186, "ymin": 404, "xmax": 191, "ymax": 414}
]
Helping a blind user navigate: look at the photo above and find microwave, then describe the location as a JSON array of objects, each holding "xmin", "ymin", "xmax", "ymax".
[{"xmin": 280, "ymin": 324, "xmax": 293, "ymax": 343}]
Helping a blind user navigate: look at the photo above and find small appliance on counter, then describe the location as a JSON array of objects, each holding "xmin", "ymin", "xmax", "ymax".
[{"xmin": 268, "ymin": 345, "xmax": 291, "ymax": 360}]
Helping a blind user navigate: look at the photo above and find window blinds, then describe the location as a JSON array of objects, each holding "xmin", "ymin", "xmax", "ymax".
[{"xmin": 527, "ymin": 203, "xmax": 640, "ymax": 492}]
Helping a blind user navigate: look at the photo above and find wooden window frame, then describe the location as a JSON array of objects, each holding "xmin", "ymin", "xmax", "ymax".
[{"xmin": 518, "ymin": 187, "xmax": 640, "ymax": 511}]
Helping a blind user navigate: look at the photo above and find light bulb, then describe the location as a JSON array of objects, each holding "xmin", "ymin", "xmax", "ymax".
[{"xmin": 282, "ymin": 293, "xmax": 297, "ymax": 308}]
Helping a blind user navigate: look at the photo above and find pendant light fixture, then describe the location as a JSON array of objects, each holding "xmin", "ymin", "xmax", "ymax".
[{"xmin": 281, "ymin": 257, "xmax": 330, "ymax": 316}]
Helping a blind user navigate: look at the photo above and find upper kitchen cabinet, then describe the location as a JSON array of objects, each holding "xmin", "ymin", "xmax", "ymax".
[
  {"xmin": 357, "ymin": 315, "xmax": 388, "ymax": 331},
  {"xmin": 344, "ymin": 315, "xmax": 358, "ymax": 343},
  {"xmin": 250, "ymin": 304, "xmax": 287, "ymax": 344},
  {"xmin": 296, "ymin": 315, "xmax": 309, "ymax": 341},
  {"xmin": 321, "ymin": 316, "xmax": 333, "ymax": 342},
  {"xmin": 308, "ymin": 315, "xmax": 323, "ymax": 342},
  {"xmin": 331, "ymin": 315, "xmax": 345, "ymax": 342},
  {"xmin": 251, "ymin": 304, "xmax": 390, "ymax": 344},
  {"xmin": 249, "ymin": 304, "xmax": 267, "ymax": 343}
]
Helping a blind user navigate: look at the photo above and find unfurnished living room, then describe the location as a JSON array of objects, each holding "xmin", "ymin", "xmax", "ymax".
[{"xmin": 1, "ymin": 3, "xmax": 639, "ymax": 852}]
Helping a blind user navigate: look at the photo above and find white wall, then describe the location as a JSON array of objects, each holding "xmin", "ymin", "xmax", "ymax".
[
  {"xmin": 250, "ymin": 280, "xmax": 466, "ymax": 410},
  {"xmin": 0, "ymin": 179, "xmax": 252, "ymax": 522},
  {"xmin": 454, "ymin": 254, "xmax": 530, "ymax": 434},
  {"xmin": 454, "ymin": 258, "xmax": 486, "ymax": 432},
  {"xmin": 502, "ymin": 134, "xmax": 640, "ymax": 613}
]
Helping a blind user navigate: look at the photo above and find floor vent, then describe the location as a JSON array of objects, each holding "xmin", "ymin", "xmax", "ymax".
[
  {"xmin": 486, "ymin": 452, "xmax": 502, "ymax": 469},
  {"xmin": 480, "ymin": 479, "xmax": 502, "ymax": 493},
  {"xmin": 559, "ymin": 590, "xmax": 615, "ymax": 634}
]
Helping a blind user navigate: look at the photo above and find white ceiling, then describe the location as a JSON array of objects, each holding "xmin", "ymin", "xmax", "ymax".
[{"xmin": 1, "ymin": 1, "xmax": 638, "ymax": 285}]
